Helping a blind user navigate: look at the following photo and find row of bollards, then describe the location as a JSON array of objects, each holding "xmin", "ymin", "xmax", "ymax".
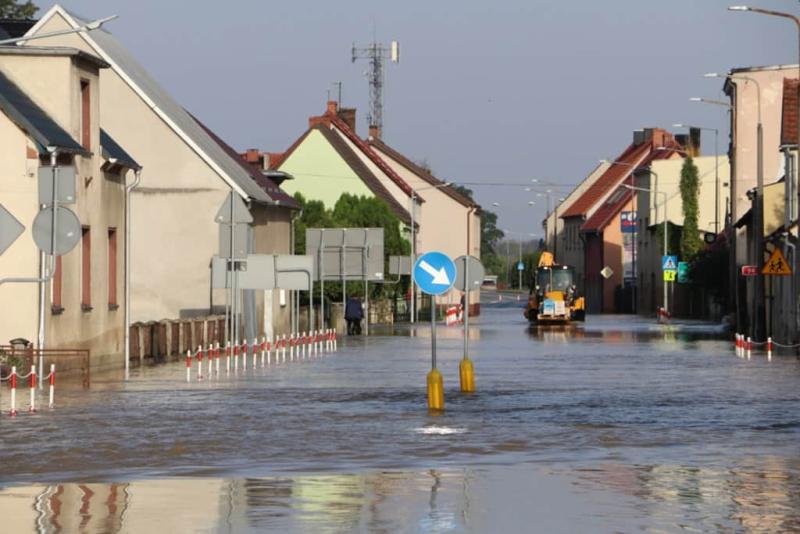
[
  {"xmin": 184, "ymin": 329, "xmax": 338, "ymax": 382},
  {"xmin": 735, "ymin": 333, "xmax": 774, "ymax": 360},
  {"xmin": 0, "ymin": 364, "xmax": 56, "ymax": 417}
]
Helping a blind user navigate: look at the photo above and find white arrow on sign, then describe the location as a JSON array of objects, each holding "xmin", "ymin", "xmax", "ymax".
[{"xmin": 420, "ymin": 260, "xmax": 451, "ymax": 285}]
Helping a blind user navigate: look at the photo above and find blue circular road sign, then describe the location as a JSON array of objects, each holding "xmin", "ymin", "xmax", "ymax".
[{"xmin": 413, "ymin": 251, "xmax": 457, "ymax": 296}]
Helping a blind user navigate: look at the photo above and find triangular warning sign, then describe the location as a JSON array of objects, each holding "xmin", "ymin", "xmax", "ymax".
[{"xmin": 762, "ymin": 248, "xmax": 792, "ymax": 275}]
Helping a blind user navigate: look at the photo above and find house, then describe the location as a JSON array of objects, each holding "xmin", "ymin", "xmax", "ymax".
[
  {"xmin": 272, "ymin": 101, "xmax": 415, "ymax": 226},
  {"xmin": 366, "ymin": 136, "xmax": 482, "ymax": 312},
  {"xmin": 723, "ymin": 64, "xmax": 797, "ymax": 337},
  {"xmin": 0, "ymin": 45, "xmax": 137, "ymax": 368},
  {"xmin": 560, "ymin": 128, "xmax": 683, "ymax": 313},
  {"xmin": 23, "ymin": 5, "xmax": 299, "ymax": 362},
  {"xmin": 635, "ymin": 155, "xmax": 731, "ymax": 316},
  {"xmin": 546, "ymin": 161, "xmax": 610, "ymax": 292}
]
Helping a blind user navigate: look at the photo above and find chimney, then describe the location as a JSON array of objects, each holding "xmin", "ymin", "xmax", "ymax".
[
  {"xmin": 368, "ymin": 125, "xmax": 381, "ymax": 139},
  {"xmin": 633, "ymin": 129, "xmax": 646, "ymax": 146},
  {"xmin": 244, "ymin": 149, "xmax": 260, "ymax": 164},
  {"xmin": 326, "ymin": 100, "xmax": 338, "ymax": 114},
  {"xmin": 688, "ymin": 127, "xmax": 702, "ymax": 157},
  {"xmin": 337, "ymin": 107, "xmax": 357, "ymax": 132}
]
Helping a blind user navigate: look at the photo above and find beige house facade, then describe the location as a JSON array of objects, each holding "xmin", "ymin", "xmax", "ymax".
[
  {"xmin": 23, "ymin": 6, "xmax": 298, "ymax": 361},
  {"xmin": 0, "ymin": 46, "xmax": 136, "ymax": 368}
]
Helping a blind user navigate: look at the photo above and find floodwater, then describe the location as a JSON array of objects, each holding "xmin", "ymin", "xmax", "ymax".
[{"xmin": 1, "ymin": 304, "xmax": 799, "ymax": 533}]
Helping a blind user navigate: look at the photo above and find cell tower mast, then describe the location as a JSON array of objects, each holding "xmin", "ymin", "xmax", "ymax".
[{"xmin": 351, "ymin": 40, "xmax": 399, "ymax": 136}]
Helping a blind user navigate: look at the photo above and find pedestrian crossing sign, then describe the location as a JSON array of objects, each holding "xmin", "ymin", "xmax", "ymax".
[
  {"xmin": 762, "ymin": 248, "xmax": 792, "ymax": 275},
  {"xmin": 662, "ymin": 255, "xmax": 678, "ymax": 271}
]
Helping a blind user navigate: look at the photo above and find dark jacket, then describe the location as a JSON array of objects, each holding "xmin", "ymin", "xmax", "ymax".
[{"xmin": 345, "ymin": 297, "xmax": 363, "ymax": 320}]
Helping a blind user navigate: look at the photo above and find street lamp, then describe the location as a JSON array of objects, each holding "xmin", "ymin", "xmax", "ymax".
[
  {"xmin": 689, "ymin": 97, "xmax": 732, "ymax": 109},
  {"xmin": 673, "ymin": 123, "xmax": 721, "ymax": 234},
  {"xmin": 707, "ymin": 70, "xmax": 765, "ymax": 340},
  {"xmin": 0, "ymin": 15, "xmax": 118, "ymax": 45},
  {"xmin": 409, "ymin": 181, "xmax": 453, "ymax": 323}
]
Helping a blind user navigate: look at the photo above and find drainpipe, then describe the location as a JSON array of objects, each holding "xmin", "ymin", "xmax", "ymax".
[
  {"xmin": 290, "ymin": 208, "xmax": 303, "ymax": 332},
  {"xmin": 124, "ymin": 167, "xmax": 142, "ymax": 378}
]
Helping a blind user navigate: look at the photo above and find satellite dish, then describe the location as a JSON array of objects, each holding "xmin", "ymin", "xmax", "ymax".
[{"xmin": 32, "ymin": 206, "xmax": 81, "ymax": 256}]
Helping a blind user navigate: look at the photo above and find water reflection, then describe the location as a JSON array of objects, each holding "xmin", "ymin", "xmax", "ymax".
[{"xmin": 3, "ymin": 460, "xmax": 799, "ymax": 533}]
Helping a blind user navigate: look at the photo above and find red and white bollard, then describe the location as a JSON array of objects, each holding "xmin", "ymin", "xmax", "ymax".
[
  {"xmin": 29, "ymin": 364, "xmax": 36, "ymax": 413},
  {"xmin": 241, "ymin": 340, "xmax": 248, "ymax": 371},
  {"xmin": 251, "ymin": 339, "xmax": 257, "ymax": 369},
  {"xmin": 215, "ymin": 342, "xmax": 221, "ymax": 376},
  {"xmin": 48, "ymin": 364, "xmax": 55, "ymax": 409},
  {"xmin": 207, "ymin": 344, "xmax": 213, "ymax": 377},
  {"xmin": 301, "ymin": 332, "xmax": 307, "ymax": 358},
  {"xmin": 266, "ymin": 338, "xmax": 272, "ymax": 365},
  {"xmin": 234, "ymin": 341, "xmax": 240, "ymax": 372},
  {"xmin": 767, "ymin": 337, "xmax": 773, "ymax": 361},
  {"xmin": 196, "ymin": 346, "xmax": 204, "ymax": 380},
  {"xmin": 260, "ymin": 337, "xmax": 266, "ymax": 367},
  {"xmin": 289, "ymin": 333, "xmax": 295, "ymax": 361},
  {"xmin": 9, "ymin": 366, "xmax": 17, "ymax": 417},
  {"xmin": 186, "ymin": 350, "xmax": 192, "ymax": 383},
  {"xmin": 734, "ymin": 333, "xmax": 741, "ymax": 355},
  {"xmin": 746, "ymin": 336, "xmax": 752, "ymax": 359},
  {"xmin": 225, "ymin": 341, "xmax": 231, "ymax": 374},
  {"xmin": 282, "ymin": 334, "xmax": 288, "ymax": 362}
]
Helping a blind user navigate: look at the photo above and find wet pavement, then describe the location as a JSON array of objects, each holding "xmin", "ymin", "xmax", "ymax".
[{"xmin": 1, "ymin": 304, "xmax": 799, "ymax": 533}]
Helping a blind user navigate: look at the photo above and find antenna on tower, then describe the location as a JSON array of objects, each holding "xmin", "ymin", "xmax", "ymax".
[{"xmin": 351, "ymin": 39, "xmax": 400, "ymax": 137}]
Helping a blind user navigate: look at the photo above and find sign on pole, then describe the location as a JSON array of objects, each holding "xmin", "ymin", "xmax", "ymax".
[
  {"xmin": 677, "ymin": 261, "xmax": 690, "ymax": 283},
  {"xmin": 600, "ymin": 266, "xmax": 614, "ymax": 279},
  {"xmin": 0, "ymin": 204, "xmax": 24, "ymax": 256},
  {"xmin": 38, "ymin": 166, "xmax": 76, "ymax": 205},
  {"xmin": 662, "ymin": 255, "xmax": 678, "ymax": 271},
  {"xmin": 31, "ymin": 206, "xmax": 81, "ymax": 255},
  {"xmin": 762, "ymin": 248, "xmax": 792, "ymax": 275},
  {"xmin": 663, "ymin": 270, "xmax": 676, "ymax": 282},
  {"xmin": 214, "ymin": 192, "xmax": 253, "ymax": 224},
  {"xmin": 212, "ymin": 254, "xmax": 314, "ymax": 290},
  {"xmin": 413, "ymin": 251, "xmax": 456, "ymax": 296},
  {"xmin": 741, "ymin": 265, "xmax": 759, "ymax": 277},
  {"xmin": 218, "ymin": 223, "xmax": 249, "ymax": 259},
  {"xmin": 454, "ymin": 255, "xmax": 485, "ymax": 292},
  {"xmin": 389, "ymin": 255, "xmax": 413, "ymax": 276}
]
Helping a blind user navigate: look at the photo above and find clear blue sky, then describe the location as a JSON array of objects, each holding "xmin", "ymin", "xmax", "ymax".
[{"xmin": 51, "ymin": 0, "xmax": 794, "ymax": 236}]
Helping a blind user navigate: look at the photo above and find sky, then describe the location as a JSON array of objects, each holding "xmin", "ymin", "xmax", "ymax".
[{"xmin": 46, "ymin": 0, "xmax": 794, "ymax": 236}]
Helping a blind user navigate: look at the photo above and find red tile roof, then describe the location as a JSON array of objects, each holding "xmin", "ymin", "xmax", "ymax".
[
  {"xmin": 781, "ymin": 78, "xmax": 799, "ymax": 147},
  {"xmin": 561, "ymin": 142, "xmax": 651, "ymax": 219},
  {"xmin": 367, "ymin": 137, "xmax": 480, "ymax": 211},
  {"xmin": 580, "ymin": 145, "xmax": 682, "ymax": 233}
]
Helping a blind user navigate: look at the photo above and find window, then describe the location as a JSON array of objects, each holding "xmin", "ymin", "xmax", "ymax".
[
  {"xmin": 80, "ymin": 79, "xmax": 90, "ymax": 150},
  {"xmin": 81, "ymin": 226, "xmax": 91, "ymax": 310},
  {"xmin": 108, "ymin": 228, "xmax": 117, "ymax": 309},
  {"xmin": 52, "ymin": 256, "xmax": 63, "ymax": 314}
]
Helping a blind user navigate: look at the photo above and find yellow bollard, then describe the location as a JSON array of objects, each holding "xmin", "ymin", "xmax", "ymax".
[
  {"xmin": 427, "ymin": 368, "xmax": 444, "ymax": 411},
  {"xmin": 459, "ymin": 357, "xmax": 475, "ymax": 393}
]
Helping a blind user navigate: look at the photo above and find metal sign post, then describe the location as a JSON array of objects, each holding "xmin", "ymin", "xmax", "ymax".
[
  {"xmin": 413, "ymin": 251, "xmax": 456, "ymax": 411},
  {"xmin": 454, "ymin": 255, "xmax": 484, "ymax": 393},
  {"xmin": 215, "ymin": 192, "xmax": 252, "ymax": 347}
]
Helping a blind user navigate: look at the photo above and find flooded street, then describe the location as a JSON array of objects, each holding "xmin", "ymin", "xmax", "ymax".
[{"xmin": 1, "ymin": 304, "xmax": 799, "ymax": 532}]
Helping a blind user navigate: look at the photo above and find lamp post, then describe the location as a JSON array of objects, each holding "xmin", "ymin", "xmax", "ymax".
[
  {"xmin": 0, "ymin": 15, "xmax": 118, "ymax": 45},
  {"xmin": 409, "ymin": 181, "xmax": 453, "ymax": 323},
  {"xmin": 707, "ymin": 71, "xmax": 764, "ymax": 339}
]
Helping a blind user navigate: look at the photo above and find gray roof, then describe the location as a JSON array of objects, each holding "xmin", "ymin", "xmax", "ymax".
[
  {"xmin": 0, "ymin": 69, "xmax": 87, "ymax": 154},
  {"xmin": 62, "ymin": 9, "xmax": 272, "ymax": 203},
  {"xmin": 101, "ymin": 128, "xmax": 140, "ymax": 170}
]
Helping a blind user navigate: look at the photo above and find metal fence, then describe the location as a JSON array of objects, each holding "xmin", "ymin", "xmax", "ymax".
[{"xmin": 0, "ymin": 345, "xmax": 90, "ymax": 388}]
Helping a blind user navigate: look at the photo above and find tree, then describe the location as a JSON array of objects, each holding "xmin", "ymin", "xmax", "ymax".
[
  {"xmin": 452, "ymin": 184, "xmax": 505, "ymax": 275},
  {"xmin": 679, "ymin": 156, "xmax": 703, "ymax": 260},
  {"xmin": 0, "ymin": 0, "xmax": 38, "ymax": 18}
]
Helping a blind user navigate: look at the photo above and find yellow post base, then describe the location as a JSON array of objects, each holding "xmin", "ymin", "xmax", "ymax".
[
  {"xmin": 459, "ymin": 357, "xmax": 475, "ymax": 393},
  {"xmin": 427, "ymin": 369, "xmax": 444, "ymax": 411}
]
